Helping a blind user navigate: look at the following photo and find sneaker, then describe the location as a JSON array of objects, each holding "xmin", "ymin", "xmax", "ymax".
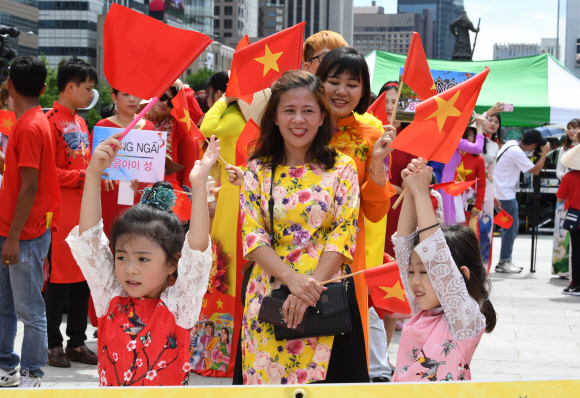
[
  {"xmin": 563, "ymin": 284, "xmax": 580, "ymax": 295},
  {"xmin": 18, "ymin": 370, "xmax": 40, "ymax": 388},
  {"xmin": 0, "ymin": 368, "xmax": 19, "ymax": 387},
  {"xmin": 495, "ymin": 262, "xmax": 523, "ymax": 274}
]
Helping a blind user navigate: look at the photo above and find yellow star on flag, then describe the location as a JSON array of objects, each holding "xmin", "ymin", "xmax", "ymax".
[
  {"xmin": 448, "ymin": 183, "xmax": 462, "ymax": 191},
  {"xmin": 254, "ymin": 44, "xmax": 283, "ymax": 77},
  {"xmin": 179, "ymin": 108, "xmax": 191, "ymax": 131},
  {"xmin": 425, "ymin": 90, "xmax": 461, "ymax": 132},
  {"xmin": 379, "ymin": 280, "xmax": 406, "ymax": 302},
  {"xmin": 1, "ymin": 117, "xmax": 13, "ymax": 131},
  {"xmin": 216, "ymin": 298, "xmax": 224, "ymax": 309},
  {"xmin": 431, "ymin": 82, "xmax": 436, "ymax": 91},
  {"xmin": 455, "ymin": 162, "xmax": 473, "ymax": 182},
  {"xmin": 501, "ymin": 215, "xmax": 510, "ymax": 224}
]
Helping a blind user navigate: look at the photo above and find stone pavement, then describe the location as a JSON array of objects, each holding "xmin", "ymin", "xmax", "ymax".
[{"xmin": 9, "ymin": 234, "xmax": 580, "ymax": 387}]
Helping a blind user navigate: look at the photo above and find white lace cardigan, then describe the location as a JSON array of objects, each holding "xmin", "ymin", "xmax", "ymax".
[{"xmin": 66, "ymin": 220, "xmax": 212, "ymax": 330}]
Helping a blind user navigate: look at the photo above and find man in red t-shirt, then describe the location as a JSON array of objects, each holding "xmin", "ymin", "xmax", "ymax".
[
  {"xmin": 44, "ymin": 57, "xmax": 99, "ymax": 368},
  {"xmin": 0, "ymin": 56, "xmax": 61, "ymax": 387}
]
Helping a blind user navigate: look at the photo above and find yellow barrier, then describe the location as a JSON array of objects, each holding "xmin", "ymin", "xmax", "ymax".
[{"xmin": 4, "ymin": 379, "xmax": 579, "ymax": 398}]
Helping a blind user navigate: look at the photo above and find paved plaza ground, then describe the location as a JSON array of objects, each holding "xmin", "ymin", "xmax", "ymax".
[{"xmin": 9, "ymin": 234, "xmax": 579, "ymax": 387}]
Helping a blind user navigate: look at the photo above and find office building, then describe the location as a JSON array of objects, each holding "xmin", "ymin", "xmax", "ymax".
[
  {"xmin": 258, "ymin": 0, "xmax": 285, "ymax": 37},
  {"xmin": 558, "ymin": 0, "xmax": 580, "ymax": 78},
  {"xmin": 397, "ymin": 0, "xmax": 464, "ymax": 60},
  {"xmin": 285, "ymin": 0, "xmax": 353, "ymax": 45},
  {"xmin": 214, "ymin": 0, "xmax": 258, "ymax": 40},
  {"xmin": 541, "ymin": 38, "xmax": 557, "ymax": 57},
  {"xmin": 493, "ymin": 43, "xmax": 540, "ymax": 60},
  {"xmin": 354, "ymin": 2, "xmax": 433, "ymax": 57},
  {"xmin": 493, "ymin": 39, "xmax": 558, "ymax": 60},
  {"xmin": 39, "ymin": 0, "xmax": 215, "ymax": 68},
  {"xmin": 0, "ymin": 0, "xmax": 39, "ymax": 56}
]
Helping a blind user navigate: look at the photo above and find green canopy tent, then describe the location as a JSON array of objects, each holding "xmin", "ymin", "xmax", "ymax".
[{"xmin": 365, "ymin": 51, "xmax": 580, "ymax": 127}]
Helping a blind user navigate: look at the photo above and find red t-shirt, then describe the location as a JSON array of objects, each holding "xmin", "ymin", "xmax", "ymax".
[
  {"xmin": 0, "ymin": 106, "xmax": 61, "ymax": 240},
  {"xmin": 557, "ymin": 170, "xmax": 580, "ymax": 210}
]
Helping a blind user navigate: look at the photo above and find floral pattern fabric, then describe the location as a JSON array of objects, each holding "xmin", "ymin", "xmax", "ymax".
[{"xmin": 240, "ymin": 154, "xmax": 360, "ymax": 385}]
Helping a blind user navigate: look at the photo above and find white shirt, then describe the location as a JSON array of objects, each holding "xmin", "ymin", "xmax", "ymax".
[{"xmin": 494, "ymin": 140, "xmax": 534, "ymax": 200}]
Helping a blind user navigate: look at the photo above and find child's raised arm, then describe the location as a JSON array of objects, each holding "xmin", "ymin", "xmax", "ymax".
[
  {"xmin": 79, "ymin": 133, "xmax": 123, "ymax": 235},
  {"xmin": 188, "ymin": 136, "xmax": 220, "ymax": 251},
  {"xmin": 404, "ymin": 159, "xmax": 439, "ymax": 241}
]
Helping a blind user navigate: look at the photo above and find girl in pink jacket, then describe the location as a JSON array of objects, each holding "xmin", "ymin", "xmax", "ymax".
[{"xmin": 391, "ymin": 158, "xmax": 497, "ymax": 382}]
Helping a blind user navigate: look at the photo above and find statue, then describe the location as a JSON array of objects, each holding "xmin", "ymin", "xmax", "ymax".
[{"xmin": 449, "ymin": 11, "xmax": 479, "ymax": 61}]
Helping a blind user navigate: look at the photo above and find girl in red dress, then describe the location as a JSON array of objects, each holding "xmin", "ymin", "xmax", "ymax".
[
  {"xmin": 66, "ymin": 134, "xmax": 219, "ymax": 386},
  {"xmin": 91, "ymin": 89, "xmax": 155, "ymax": 238}
]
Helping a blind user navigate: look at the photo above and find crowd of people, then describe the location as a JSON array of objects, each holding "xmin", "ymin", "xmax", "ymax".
[{"xmin": 0, "ymin": 27, "xmax": 574, "ymax": 389}]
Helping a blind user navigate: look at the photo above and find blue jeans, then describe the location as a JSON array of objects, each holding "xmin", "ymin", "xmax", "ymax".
[
  {"xmin": 499, "ymin": 199, "xmax": 519, "ymax": 263},
  {"xmin": 0, "ymin": 230, "xmax": 50, "ymax": 377}
]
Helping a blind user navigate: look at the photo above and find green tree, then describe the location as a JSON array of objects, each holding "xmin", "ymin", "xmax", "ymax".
[
  {"xmin": 186, "ymin": 67, "xmax": 214, "ymax": 91},
  {"xmin": 39, "ymin": 55, "xmax": 59, "ymax": 109},
  {"xmin": 86, "ymin": 108, "xmax": 101, "ymax": 131}
]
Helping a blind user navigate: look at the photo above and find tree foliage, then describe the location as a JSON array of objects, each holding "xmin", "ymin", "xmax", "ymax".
[
  {"xmin": 185, "ymin": 67, "xmax": 214, "ymax": 91},
  {"xmin": 39, "ymin": 55, "xmax": 59, "ymax": 109}
]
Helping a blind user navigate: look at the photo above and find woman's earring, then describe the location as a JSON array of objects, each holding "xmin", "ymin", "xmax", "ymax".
[{"xmin": 114, "ymin": 102, "xmax": 118, "ymax": 113}]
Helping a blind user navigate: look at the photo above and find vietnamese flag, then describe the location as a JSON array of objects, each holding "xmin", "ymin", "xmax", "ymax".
[
  {"xmin": 432, "ymin": 179, "xmax": 477, "ymax": 197},
  {"xmin": 236, "ymin": 118, "xmax": 260, "ymax": 166},
  {"xmin": 494, "ymin": 209, "xmax": 513, "ymax": 229},
  {"xmin": 364, "ymin": 261, "xmax": 411, "ymax": 315},
  {"xmin": 172, "ymin": 190, "xmax": 192, "ymax": 221},
  {"xmin": 170, "ymin": 88, "xmax": 205, "ymax": 141},
  {"xmin": 401, "ymin": 32, "xmax": 438, "ymax": 101},
  {"xmin": 230, "ymin": 23, "xmax": 305, "ymax": 98},
  {"xmin": 104, "ymin": 4, "xmax": 212, "ymax": 101},
  {"xmin": 0, "ymin": 110, "xmax": 15, "ymax": 137},
  {"xmin": 226, "ymin": 36, "xmax": 255, "ymax": 104},
  {"xmin": 391, "ymin": 67, "xmax": 490, "ymax": 164},
  {"xmin": 367, "ymin": 92, "xmax": 389, "ymax": 126}
]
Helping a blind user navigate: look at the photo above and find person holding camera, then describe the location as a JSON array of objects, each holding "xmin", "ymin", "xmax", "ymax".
[{"xmin": 494, "ymin": 130, "xmax": 551, "ymax": 273}]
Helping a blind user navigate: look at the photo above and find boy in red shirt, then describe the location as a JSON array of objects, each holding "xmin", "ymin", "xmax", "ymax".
[
  {"xmin": 557, "ymin": 144, "xmax": 580, "ymax": 295},
  {"xmin": 0, "ymin": 56, "xmax": 61, "ymax": 387},
  {"xmin": 44, "ymin": 57, "xmax": 99, "ymax": 368}
]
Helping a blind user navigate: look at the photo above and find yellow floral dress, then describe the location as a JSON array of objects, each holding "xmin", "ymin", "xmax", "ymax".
[{"xmin": 240, "ymin": 154, "xmax": 360, "ymax": 385}]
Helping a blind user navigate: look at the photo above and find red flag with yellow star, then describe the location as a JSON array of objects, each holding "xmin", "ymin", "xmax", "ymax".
[
  {"xmin": 226, "ymin": 35, "xmax": 255, "ymax": 104},
  {"xmin": 235, "ymin": 118, "xmax": 260, "ymax": 166},
  {"xmin": 364, "ymin": 260, "xmax": 411, "ymax": 315},
  {"xmin": 170, "ymin": 87, "xmax": 205, "ymax": 141},
  {"xmin": 103, "ymin": 4, "xmax": 212, "ymax": 100},
  {"xmin": 0, "ymin": 110, "xmax": 15, "ymax": 137},
  {"xmin": 494, "ymin": 208, "xmax": 513, "ymax": 229},
  {"xmin": 391, "ymin": 67, "xmax": 490, "ymax": 164},
  {"xmin": 230, "ymin": 23, "xmax": 305, "ymax": 98},
  {"xmin": 367, "ymin": 92, "xmax": 389, "ymax": 126},
  {"xmin": 432, "ymin": 179, "xmax": 477, "ymax": 197},
  {"xmin": 401, "ymin": 32, "xmax": 438, "ymax": 101}
]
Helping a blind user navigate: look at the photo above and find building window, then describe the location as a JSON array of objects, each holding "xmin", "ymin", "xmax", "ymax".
[
  {"xmin": 224, "ymin": 6, "xmax": 233, "ymax": 15},
  {"xmin": 224, "ymin": 32, "xmax": 232, "ymax": 37},
  {"xmin": 214, "ymin": 19, "xmax": 220, "ymax": 29},
  {"xmin": 224, "ymin": 19, "xmax": 232, "ymax": 29},
  {"xmin": 270, "ymin": 11, "xmax": 275, "ymax": 16},
  {"xmin": 270, "ymin": 21, "xmax": 274, "ymax": 26},
  {"xmin": 214, "ymin": 6, "xmax": 219, "ymax": 15}
]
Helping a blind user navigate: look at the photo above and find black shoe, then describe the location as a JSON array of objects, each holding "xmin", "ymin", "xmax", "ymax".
[
  {"xmin": 371, "ymin": 376, "xmax": 391, "ymax": 383},
  {"xmin": 563, "ymin": 285, "xmax": 580, "ymax": 295},
  {"xmin": 93, "ymin": 329, "xmax": 98, "ymax": 338}
]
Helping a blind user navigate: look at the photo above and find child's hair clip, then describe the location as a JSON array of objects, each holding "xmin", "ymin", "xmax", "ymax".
[{"xmin": 139, "ymin": 186, "xmax": 176, "ymax": 211}]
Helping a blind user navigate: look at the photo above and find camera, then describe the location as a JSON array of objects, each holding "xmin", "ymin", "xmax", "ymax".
[{"xmin": 0, "ymin": 25, "xmax": 20, "ymax": 82}]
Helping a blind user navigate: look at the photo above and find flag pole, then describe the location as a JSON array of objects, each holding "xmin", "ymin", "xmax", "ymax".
[
  {"xmin": 319, "ymin": 269, "xmax": 366, "ymax": 286},
  {"xmin": 390, "ymin": 81, "xmax": 407, "ymax": 210},
  {"xmin": 118, "ymin": 96, "xmax": 160, "ymax": 142}
]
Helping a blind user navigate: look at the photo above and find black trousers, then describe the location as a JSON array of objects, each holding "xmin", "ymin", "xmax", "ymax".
[
  {"xmin": 44, "ymin": 280, "xmax": 90, "ymax": 350},
  {"xmin": 233, "ymin": 273, "xmax": 369, "ymax": 384},
  {"xmin": 570, "ymin": 229, "xmax": 580, "ymax": 286}
]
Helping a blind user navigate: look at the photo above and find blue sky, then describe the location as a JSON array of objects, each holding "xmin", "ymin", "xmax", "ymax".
[{"xmin": 353, "ymin": 0, "xmax": 559, "ymax": 61}]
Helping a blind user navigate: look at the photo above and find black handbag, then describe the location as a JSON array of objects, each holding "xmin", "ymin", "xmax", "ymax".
[
  {"xmin": 256, "ymin": 164, "xmax": 352, "ymax": 341},
  {"xmin": 563, "ymin": 208, "xmax": 580, "ymax": 232}
]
